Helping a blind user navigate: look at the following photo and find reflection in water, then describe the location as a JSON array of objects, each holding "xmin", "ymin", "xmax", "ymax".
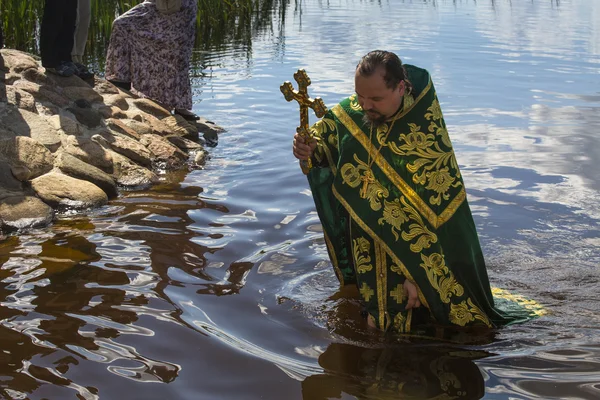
[{"xmin": 302, "ymin": 343, "xmax": 489, "ymax": 400}]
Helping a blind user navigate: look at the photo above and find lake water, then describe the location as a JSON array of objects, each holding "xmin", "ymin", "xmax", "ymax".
[{"xmin": 1, "ymin": 0, "xmax": 600, "ymax": 398}]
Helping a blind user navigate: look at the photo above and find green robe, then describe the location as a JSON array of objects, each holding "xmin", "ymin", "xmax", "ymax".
[{"xmin": 307, "ymin": 65, "xmax": 542, "ymax": 332}]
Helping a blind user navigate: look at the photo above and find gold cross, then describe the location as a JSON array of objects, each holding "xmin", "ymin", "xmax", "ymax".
[
  {"xmin": 359, "ymin": 170, "xmax": 376, "ymax": 199},
  {"xmin": 359, "ymin": 282, "xmax": 375, "ymax": 302},
  {"xmin": 390, "ymin": 284, "xmax": 407, "ymax": 304},
  {"xmin": 281, "ymin": 69, "xmax": 328, "ymax": 174}
]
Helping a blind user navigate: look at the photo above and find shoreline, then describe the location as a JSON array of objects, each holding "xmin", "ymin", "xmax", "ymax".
[{"xmin": 0, "ymin": 48, "xmax": 223, "ymax": 235}]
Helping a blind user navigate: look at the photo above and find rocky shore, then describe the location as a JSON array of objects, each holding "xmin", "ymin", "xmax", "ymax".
[{"xmin": 0, "ymin": 49, "xmax": 222, "ymax": 235}]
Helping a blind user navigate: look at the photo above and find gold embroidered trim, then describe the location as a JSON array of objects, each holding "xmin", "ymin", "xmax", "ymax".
[
  {"xmin": 332, "ymin": 82, "xmax": 466, "ymax": 229},
  {"xmin": 333, "ymin": 185, "xmax": 430, "ymax": 309},
  {"xmin": 375, "ymin": 242, "xmax": 387, "ymax": 329},
  {"xmin": 324, "ymin": 231, "xmax": 344, "ymax": 286}
]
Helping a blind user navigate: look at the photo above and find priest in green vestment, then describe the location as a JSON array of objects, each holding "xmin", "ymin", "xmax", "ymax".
[{"xmin": 292, "ymin": 50, "xmax": 543, "ymax": 332}]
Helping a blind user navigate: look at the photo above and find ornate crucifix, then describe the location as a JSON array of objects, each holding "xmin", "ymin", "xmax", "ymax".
[{"xmin": 280, "ymin": 69, "xmax": 328, "ymax": 175}]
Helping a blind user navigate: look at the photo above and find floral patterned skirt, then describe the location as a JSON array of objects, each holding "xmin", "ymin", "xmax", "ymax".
[{"xmin": 105, "ymin": 0, "xmax": 197, "ymax": 110}]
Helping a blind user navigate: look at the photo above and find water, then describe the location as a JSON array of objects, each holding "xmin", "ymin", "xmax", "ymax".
[{"xmin": 1, "ymin": 0, "xmax": 600, "ymax": 398}]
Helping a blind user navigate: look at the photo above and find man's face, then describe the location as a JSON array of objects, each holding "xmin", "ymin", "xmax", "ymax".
[{"xmin": 355, "ymin": 67, "xmax": 405, "ymax": 125}]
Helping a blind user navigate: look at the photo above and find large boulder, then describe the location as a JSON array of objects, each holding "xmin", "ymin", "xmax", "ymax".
[
  {"xmin": 4, "ymin": 86, "xmax": 37, "ymax": 112},
  {"xmin": 31, "ymin": 171, "xmax": 108, "ymax": 209},
  {"xmin": 0, "ymin": 49, "xmax": 39, "ymax": 73},
  {"xmin": 48, "ymin": 113, "xmax": 84, "ymax": 136},
  {"xmin": 63, "ymin": 136, "xmax": 113, "ymax": 172},
  {"xmin": 167, "ymin": 136, "xmax": 204, "ymax": 151},
  {"xmin": 62, "ymin": 86, "xmax": 103, "ymax": 104},
  {"xmin": 67, "ymin": 100, "xmax": 103, "ymax": 128},
  {"xmin": 132, "ymin": 98, "xmax": 171, "ymax": 119},
  {"xmin": 105, "ymin": 118, "xmax": 141, "ymax": 140},
  {"xmin": 0, "ymin": 191, "xmax": 53, "ymax": 231},
  {"xmin": 13, "ymin": 79, "xmax": 71, "ymax": 107},
  {"xmin": 140, "ymin": 134, "xmax": 187, "ymax": 170},
  {"xmin": 0, "ymin": 136, "xmax": 54, "ymax": 180},
  {"xmin": 102, "ymin": 94, "xmax": 129, "ymax": 110},
  {"xmin": 0, "ymin": 107, "xmax": 62, "ymax": 152},
  {"xmin": 0, "ymin": 160, "xmax": 23, "ymax": 191},
  {"xmin": 93, "ymin": 132, "xmax": 153, "ymax": 167},
  {"xmin": 108, "ymin": 150, "xmax": 158, "ymax": 187},
  {"xmin": 54, "ymin": 151, "xmax": 118, "ymax": 198},
  {"xmin": 163, "ymin": 115, "xmax": 199, "ymax": 139}
]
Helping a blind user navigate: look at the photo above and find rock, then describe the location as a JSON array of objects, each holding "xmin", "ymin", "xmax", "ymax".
[
  {"xmin": 102, "ymin": 94, "xmax": 129, "ymax": 110},
  {"xmin": 46, "ymin": 72, "xmax": 90, "ymax": 89},
  {"xmin": 0, "ymin": 49, "xmax": 39, "ymax": 73},
  {"xmin": 93, "ymin": 77, "xmax": 120, "ymax": 95},
  {"xmin": 4, "ymin": 72, "xmax": 20, "ymax": 85},
  {"xmin": 203, "ymin": 130, "xmax": 219, "ymax": 148},
  {"xmin": 66, "ymin": 104, "xmax": 102, "ymax": 128},
  {"xmin": 195, "ymin": 117, "xmax": 225, "ymax": 135},
  {"xmin": 5, "ymin": 86, "xmax": 36, "ymax": 112},
  {"xmin": 0, "ymin": 108, "xmax": 63, "ymax": 152},
  {"xmin": 98, "ymin": 105, "xmax": 127, "ymax": 119},
  {"xmin": 105, "ymin": 119, "xmax": 141, "ymax": 140},
  {"xmin": 63, "ymin": 86, "xmax": 103, "ymax": 104},
  {"xmin": 122, "ymin": 119, "xmax": 154, "ymax": 136},
  {"xmin": 31, "ymin": 171, "xmax": 108, "ymax": 209},
  {"xmin": 54, "ymin": 151, "xmax": 118, "ymax": 198},
  {"xmin": 194, "ymin": 149, "xmax": 209, "ymax": 167},
  {"xmin": 0, "ymin": 136, "xmax": 54, "ymax": 179},
  {"xmin": 140, "ymin": 113, "xmax": 173, "ymax": 136},
  {"xmin": 167, "ymin": 135, "xmax": 204, "ymax": 151},
  {"xmin": 13, "ymin": 79, "xmax": 71, "ymax": 107},
  {"xmin": 0, "ymin": 125, "xmax": 14, "ymax": 140},
  {"xmin": 63, "ymin": 136, "xmax": 113, "ymax": 172},
  {"xmin": 108, "ymin": 150, "xmax": 158, "ymax": 188},
  {"xmin": 21, "ymin": 67, "xmax": 55, "ymax": 86},
  {"xmin": 132, "ymin": 98, "xmax": 171, "ymax": 119},
  {"xmin": 140, "ymin": 134, "xmax": 187, "ymax": 170},
  {"xmin": 0, "ymin": 192, "xmax": 53, "ymax": 231},
  {"xmin": 0, "ymin": 161, "xmax": 23, "ymax": 191},
  {"xmin": 163, "ymin": 115, "xmax": 199, "ymax": 140},
  {"xmin": 93, "ymin": 132, "xmax": 152, "ymax": 167},
  {"xmin": 10, "ymin": 164, "xmax": 31, "ymax": 182},
  {"xmin": 48, "ymin": 113, "xmax": 84, "ymax": 136},
  {"xmin": 125, "ymin": 111, "xmax": 144, "ymax": 122}
]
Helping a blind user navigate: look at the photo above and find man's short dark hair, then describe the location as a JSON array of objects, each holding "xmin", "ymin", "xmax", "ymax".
[{"xmin": 356, "ymin": 50, "xmax": 409, "ymax": 90}]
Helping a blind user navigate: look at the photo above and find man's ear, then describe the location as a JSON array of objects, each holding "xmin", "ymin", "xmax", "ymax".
[{"xmin": 398, "ymin": 80, "xmax": 406, "ymax": 96}]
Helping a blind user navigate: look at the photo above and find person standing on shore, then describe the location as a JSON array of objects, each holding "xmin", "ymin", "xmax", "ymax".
[
  {"xmin": 105, "ymin": 0, "xmax": 199, "ymax": 121},
  {"xmin": 40, "ymin": 0, "xmax": 92, "ymax": 79}
]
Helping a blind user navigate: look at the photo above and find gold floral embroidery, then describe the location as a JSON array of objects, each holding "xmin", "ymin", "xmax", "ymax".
[
  {"xmin": 376, "ymin": 98, "xmax": 462, "ymax": 207},
  {"xmin": 426, "ymin": 98, "xmax": 452, "ymax": 149},
  {"xmin": 449, "ymin": 298, "xmax": 491, "ymax": 327},
  {"xmin": 353, "ymin": 237, "xmax": 373, "ymax": 274},
  {"xmin": 340, "ymin": 160, "xmax": 366, "ymax": 189},
  {"xmin": 310, "ymin": 117, "xmax": 336, "ymax": 137},
  {"xmin": 349, "ymin": 94, "xmax": 362, "ymax": 111},
  {"xmin": 400, "ymin": 197, "xmax": 438, "ymax": 252},
  {"xmin": 359, "ymin": 282, "xmax": 374, "ymax": 302},
  {"xmin": 419, "ymin": 253, "xmax": 463, "ymax": 303},
  {"xmin": 378, "ymin": 198, "xmax": 409, "ymax": 240},
  {"xmin": 425, "ymin": 167, "xmax": 455, "ymax": 205},
  {"xmin": 393, "ymin": 312, "xmax": 407, "ymax": 333}
]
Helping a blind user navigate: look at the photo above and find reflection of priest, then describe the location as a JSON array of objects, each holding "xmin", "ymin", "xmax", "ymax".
[
  {"xmin": 301, "ymin": 342, "xmax": 487, "ymax": 400},
  {"xmin": 292, "ymin": 50, "xmax": 542, "ymax": 331}
]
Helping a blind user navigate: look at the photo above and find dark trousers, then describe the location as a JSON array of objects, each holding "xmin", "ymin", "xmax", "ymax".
[{"xmin": 40, "ymin": 0, "xmax": 78, "ymax": 68}]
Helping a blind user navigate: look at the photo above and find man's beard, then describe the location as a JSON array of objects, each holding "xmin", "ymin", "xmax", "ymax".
[{"xmin": 362, "ymin": 111, "xmax": 386, "ymax": 128}]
